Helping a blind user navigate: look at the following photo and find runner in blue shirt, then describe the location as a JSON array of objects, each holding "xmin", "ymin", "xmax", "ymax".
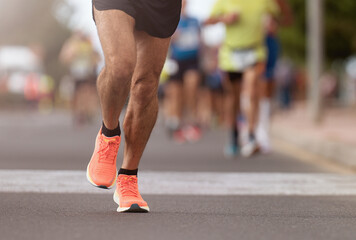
[{"xmin": 165, "ymin": 0, "xmax": 202, "ymax": 143}]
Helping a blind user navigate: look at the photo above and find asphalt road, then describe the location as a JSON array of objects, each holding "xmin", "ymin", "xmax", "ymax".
[{"xmin": 1, "ymin": 110, "xmax": 356, "ymax": 240}]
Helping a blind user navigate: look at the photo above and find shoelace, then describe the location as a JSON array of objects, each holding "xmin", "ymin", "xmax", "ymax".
[
  {"xmin": 98, "ymin": 138, "xmax": 119, "ymax": 164},
  {"xmin": 119, "ymin": 176, "xmax": 139, "ymax": 198}
]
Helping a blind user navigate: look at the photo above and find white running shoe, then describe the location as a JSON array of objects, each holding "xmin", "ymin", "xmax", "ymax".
[{"xmin": 241, "ymin": 140, "xmax": 260, "ymax": 158}]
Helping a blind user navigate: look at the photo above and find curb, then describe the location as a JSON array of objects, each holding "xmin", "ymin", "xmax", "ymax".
[{"xmin": 271, "ymin": 126, "xmax": 356, "ymax": 174}]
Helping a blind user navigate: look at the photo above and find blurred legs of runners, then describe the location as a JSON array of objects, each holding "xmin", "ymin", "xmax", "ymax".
[
  {"xmin": 164, "ymin": 0, "xmax": 202, "ymax": 144},
  {"xmin": 199, "ymin": 46, "xmax": 225, "ymax": 128},
  {"xmin": 183, "ymin": 70, "xmax": 202, "ymax": 142},
  {"xmin": 164, "ymin": 79, "xmax": 182, "ymax": 134},
  {"xmin": 165, "ymin": 68, "xmax": 202, "ymax": 144},
  {"xmin": 222, "ymin": 63, "xmax": 264, "ymax": 158},
  {"xmin": 87, "ymin": 0, "xmax": 181, "ymax": 212},
  {"xmin": 73, "ymin": 80, "xmax": 98, "ymax": 125},
  {"xmin": 257, "ymin": 33, "xmax": 279, "ymax": 153},
  {"xmin": 59, "ymin": 31, "xmax": 99, "ymax": 126},
  {"xmin": 240, "ymin": 63, "xmax": 266, "ymax": 157},
  {"xmin": 223, "ymin": 72, "xmax": 242, "ymax": 157}
]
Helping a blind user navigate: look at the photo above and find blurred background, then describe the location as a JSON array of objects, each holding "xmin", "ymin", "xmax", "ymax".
[
  {"xmin": 0, "ymin": 0, "xmax": 355, "ymax": 168},
  {"xmin": 2, "ymin": 1, "xmax": 356, "ymax": 238}
]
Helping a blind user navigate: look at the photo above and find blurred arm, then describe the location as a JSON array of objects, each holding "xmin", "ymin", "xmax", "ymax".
[
  {"xmin": 205, "ymin": 0, "xmax": 239, "ymax": 26},
  {"xmin": 204, "ymin": 12, "xmax": 240, "ymax": 26},
  {"xmin": 275, "ymin": 0, "xmax": 293, "ymax": 26}
]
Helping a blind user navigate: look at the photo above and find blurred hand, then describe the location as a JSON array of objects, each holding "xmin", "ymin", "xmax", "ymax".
[{"xmin": 222, "ymin": 12, "xmax": 240, "ymax": 25}]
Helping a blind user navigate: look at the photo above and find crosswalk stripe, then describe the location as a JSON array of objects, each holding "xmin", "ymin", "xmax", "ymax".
[{"xmin": 1, "ymin": 170, "xmax": 356, "ymax": 196}]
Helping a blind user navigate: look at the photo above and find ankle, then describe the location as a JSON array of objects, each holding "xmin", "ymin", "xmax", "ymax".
[
  {"xmin": 248, "ymin": 132, "xmax": 256, "ymax": 142},
  {"xmin": 118, "ymin": 168, "xmax": 138, "ymax": 176},
  {"xmin": 102, "ymin": 121, "xmax": 121, "ymax": 137}
]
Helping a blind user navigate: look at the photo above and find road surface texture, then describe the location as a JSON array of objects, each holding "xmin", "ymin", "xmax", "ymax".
[{"xmin": 0, "ymin": 111, "xmax": 355, "ymax": 240}]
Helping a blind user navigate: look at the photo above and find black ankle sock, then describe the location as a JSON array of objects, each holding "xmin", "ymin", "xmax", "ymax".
[
  {"xmin": 231, "ymin": 127, "xmax": 239, "ymax": 147},
  {"xmin": 118, "ymin": 168, "xmax": 138, "ymax": 176},
  {"xmin": 102, "ymin": 122, "xmax": 121, "ymax": 137},
  {"xmin": 249, "ymin": 132, "xmax": 256, "ymax": 142}
]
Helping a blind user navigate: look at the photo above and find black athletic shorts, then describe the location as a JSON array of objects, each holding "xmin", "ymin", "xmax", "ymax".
[
  {"xmin": 170, "ymin": 57, "xmax": 200, "ymax": 82},
  {"xmin": 227, "ymin": 72, "xmax": 243, "ymax": 82},
  {"xmin": 93, "ymin": 0, "xmax": 182, "ymax": 38}
]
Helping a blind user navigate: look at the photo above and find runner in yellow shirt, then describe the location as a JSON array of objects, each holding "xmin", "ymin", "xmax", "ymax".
[{"xmin": 205, "ymin": 0, "xmax": 279, "ymax": 157}]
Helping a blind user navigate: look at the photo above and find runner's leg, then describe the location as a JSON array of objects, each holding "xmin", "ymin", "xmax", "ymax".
[
  {"xmin": 223, "ymin": 74, "xmax": 242, "ymax": 157},
  {"xmin": 257, "ymin": 77, "xmax": 274, "ymax": 151},
  {"xmin": 243, "ymin": 63, "xmax": 265, "ymax": 137},
  {"xmin": 122, "ymin": 31, "xmax": 171, "ymax": 170},
  {"xmin": 94, "ymin": 8, "xmax": 136, "ymax": 130},
  {"xmin": 240, "ymin": 63, "xmax": 265, "ymax": 157},
  {"xmin": 182, "ymin": 69, "xmax": 202, "ymax": 142},
  {"xmin": 231, "ymin": 80, "xmax": 242, "ymax": 148},
  {"xmin": 167, "ymin": 80, "xmax": 183, "ymax": 128},
  {"xmin": 86, "ymin": 7, "xmax": 136, "ymax": 189},
  {"xmin": 183, "ymin": 69, "xmax": 201, "ymax": 124}
]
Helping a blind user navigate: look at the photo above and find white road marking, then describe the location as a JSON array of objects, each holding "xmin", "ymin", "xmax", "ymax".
[{"xmin": 1, "ymin": 170, "xmax": 356, "ymax": 196}]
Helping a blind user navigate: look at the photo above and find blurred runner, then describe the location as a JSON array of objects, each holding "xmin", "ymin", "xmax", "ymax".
[
  {"xmin": 205, "ymin": 0, "xmax": 280, "ymax": 158},
  {"xmin": 59, "ymin": 31, "xmax": 99, "ymax": 125},
  {"xmin": 200, "ymin": 46, "xmax": 225, "ymax": 128},
  {"xmin": 86, "ymin": 0, "xmax": 181, "ymax": 212},
  {"xmin": 257, "ymin": 0, "xmax": 293, "ymax": 153},
  {"xmin": 165, "ymin": 0, "xmax": 202, "ymax": 143},
  {"xmin": 275, "ymin": 57, "xmax": 295, "ymax": 109}
]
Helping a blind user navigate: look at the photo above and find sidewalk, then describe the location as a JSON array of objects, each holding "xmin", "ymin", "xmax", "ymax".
[{"xmin": 271, "ymin": 103, "xmax": 356, "ymax": 172}]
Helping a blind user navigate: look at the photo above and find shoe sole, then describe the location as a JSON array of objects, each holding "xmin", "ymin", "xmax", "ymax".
[
  {"xmin": 113, "ymin": 192, "xmax": 150, "ymax": 213},
  {"xmin": 86, "ymin": 162, "xmax": 116, "ymax": 190}
]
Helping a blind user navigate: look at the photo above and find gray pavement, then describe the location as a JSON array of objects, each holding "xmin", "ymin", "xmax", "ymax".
[
  {"xmin": 1, "ymin": 110, "xmax": 356, "ymax": 240},
  {"xmin": 0, "ymin": 111, "xmax": 326, "ymax": 173},
  {"xmin": 2, "ymin": 193, "xmax": 356, "ymax": 240}
]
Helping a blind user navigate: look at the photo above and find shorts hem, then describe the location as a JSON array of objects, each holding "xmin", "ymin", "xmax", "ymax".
[{"xmin": 92, "ymin": 0, "xmax": 137, "ymax": 21}]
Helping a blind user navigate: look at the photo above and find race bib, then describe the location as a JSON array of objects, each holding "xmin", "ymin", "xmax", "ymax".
[
  {"xmin": 176, "ymin": 27, "xmax": 200, "ymax": 51},
  {"xmin": 230, "ymin": 49, "xmax": 257, "ymax": 71}
]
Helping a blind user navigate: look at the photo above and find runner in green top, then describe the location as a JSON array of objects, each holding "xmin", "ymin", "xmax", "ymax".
[{"xmin": 205, "ymin": 0, "xmax": 279, "ymax": 158}]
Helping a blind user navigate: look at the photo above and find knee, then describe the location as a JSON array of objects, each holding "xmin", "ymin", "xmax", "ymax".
[
  {"xmin": 105, "ymin": 57, "xmax": 136, "ymax": 86},
  {"xmin": 244, "ymin": 82, "xmax": 259, "ymax": 101},
  {"xmin": 131, "ymin": 72, "xmax": 160, "ymax": 106}
]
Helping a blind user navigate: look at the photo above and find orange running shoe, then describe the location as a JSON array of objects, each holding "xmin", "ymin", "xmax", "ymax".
[
  {"xmin": 113, "ymin": 174, "xmax": 150, "ymax": 213},
  {"xmin": 86, "ymin": 129, "xmax": 120, "ymax": 189}
]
